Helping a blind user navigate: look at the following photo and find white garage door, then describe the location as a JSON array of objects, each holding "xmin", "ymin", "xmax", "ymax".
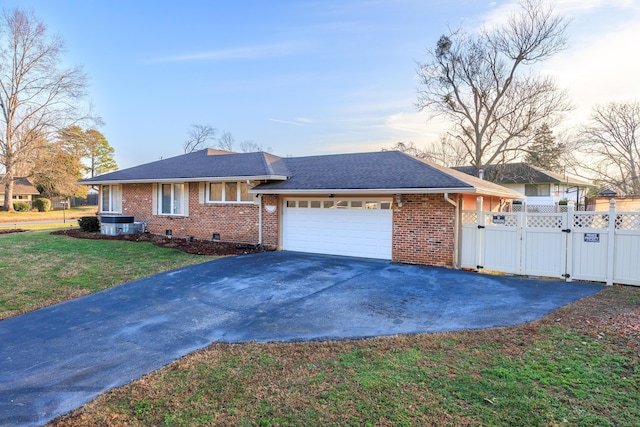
[{"xmin": 282, "ymin": 198, "xmax": 393, "ymax": 259}]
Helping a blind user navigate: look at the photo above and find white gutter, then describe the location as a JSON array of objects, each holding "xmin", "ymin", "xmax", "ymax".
[
  {"xmin": 249, "ymin": 187, "xmax": 521, "ymax": 198},
  {"xmin": 444, "ymin": 193, "xmax": 459, "ymax": 269},
  {"xmin": 257, "ymin": 194, "xmax": 263, "ymax": 245}
]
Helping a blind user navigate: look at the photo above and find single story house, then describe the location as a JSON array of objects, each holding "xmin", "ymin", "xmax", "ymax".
[
  {"xmin": 79, "ymin": 149, "xmax": 522, "ymax": 267},
  {"xmin": 0, "ymin": 176, "xmax": 40, "ymax": 206},
  {"xmin": 453, "ymin": 163, "xmax": 593, "ymax": 210}
]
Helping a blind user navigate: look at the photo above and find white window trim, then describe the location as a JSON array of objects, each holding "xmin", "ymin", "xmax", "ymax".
[
  {"xmin": 100, "ymin": 184, "xmax": 122, "ymax": 213},
  {"xmin": 284, "ymin": 198, "xmax": 393, "ymax": 210},
  {"xmin": 156, "ymin": 183, "xmax": 189, "ymax": 216},
  {"xmin": 205, "ymin": 181, "xmax": 254, "ymax": 204}
]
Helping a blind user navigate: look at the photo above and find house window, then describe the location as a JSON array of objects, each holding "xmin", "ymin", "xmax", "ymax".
[
  {"xmin": 525, "ymin": 184, "xmax": 551, "ymax": 197},
  {"xmin": 207, "ymin": 181, "xmax": 253, "ymax": 203},
  {"xmin": 159, "ymin": 183, "xmax": 185, "ymax": 215},
  {"xmin": 101, "ymin": 184, "xmax": 121, "ymax": 213}
]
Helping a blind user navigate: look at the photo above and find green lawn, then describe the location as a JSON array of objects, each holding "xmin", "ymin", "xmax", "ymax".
[{"xmin": 0, "ymin": 230, "xmax": 215, "ymax": 319}]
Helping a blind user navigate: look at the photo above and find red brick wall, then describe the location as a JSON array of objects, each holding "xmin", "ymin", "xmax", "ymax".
[
  {"xmin": 107, "ymin": 184, "xmax": 456, "ymax": 266},
  {"xmin": 109, "ymin": 183, "xmax": 279, "ymax": 247},
  {"xmin": 392, "ymin": 194, "xmax": 455, "ymax": 267}
]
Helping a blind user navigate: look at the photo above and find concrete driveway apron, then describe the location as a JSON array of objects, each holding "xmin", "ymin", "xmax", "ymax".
[{"xmin": 0, "ymin": 251, "xmax": 603, "ymax": 426}]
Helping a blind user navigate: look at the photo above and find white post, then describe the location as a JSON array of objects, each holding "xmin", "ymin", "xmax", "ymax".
[
  {"xmin": 606, "ymin": 199, "xmax": 616, "ymax": 286},
  {"xmin": 476, "ymin": 196, "xmax": 484, "ymax": 270},
  {"xmin": 565, "ymin": 201, "xmax": 574, "ymax": 282}
]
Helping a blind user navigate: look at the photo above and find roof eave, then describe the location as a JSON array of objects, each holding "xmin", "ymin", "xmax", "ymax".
[
  {"xmin": 250, "ymin": 187, "xmax": 523, "ymax": 198},
  {"xmin": 78, "ymin": 175, "xmax": 289, "ymax": 185}
]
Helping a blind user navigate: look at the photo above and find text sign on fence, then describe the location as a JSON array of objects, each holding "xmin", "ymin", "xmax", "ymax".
[
  {"xmin": 492, "ymin": 215, "xmax": 506, "ymax": 224},
  {"xmin": 584, "ymin": 233, "xmax": 600, "ymax": 243}
]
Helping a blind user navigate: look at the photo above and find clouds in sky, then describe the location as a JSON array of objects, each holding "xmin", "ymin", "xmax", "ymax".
[{"xmin": 154, "ymin": 41, "xmax": 313, "ymax": 62}]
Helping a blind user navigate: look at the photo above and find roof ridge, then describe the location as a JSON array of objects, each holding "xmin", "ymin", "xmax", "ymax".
[{"xmin": 398, "ymin": 151, "xmax": 473, "ymax": 188}]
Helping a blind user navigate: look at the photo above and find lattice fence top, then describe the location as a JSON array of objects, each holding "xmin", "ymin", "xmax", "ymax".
[
  {"xmin": 615, "ymin": 213, "xmax": 640, "ymax": 230},
  {"xmin": 462, "ymin": 211, "xmax": 477, "ymax": 224},
  {"xmin": 527, "ymin": 215, "xmax": 563, "ymax": 228},
  {"xmin": 484, "ymin": 213, "xmax": 518, "ymax": 227},
  {"xmin": 573, "ymin": 213, "xmax": 609, "ymax": 229}
]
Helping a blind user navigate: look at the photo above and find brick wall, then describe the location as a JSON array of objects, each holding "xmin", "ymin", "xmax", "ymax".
[
  {"xmin": 392, "ymin": 194, "xmax": 455, "ymax": 267},
  {"xmin": 112, "ymin": 183, "xmax": 279, "ymax": 248},
  {"xmin": 109, "ymin": 184, "xmax": 456, "ymax": 266}
]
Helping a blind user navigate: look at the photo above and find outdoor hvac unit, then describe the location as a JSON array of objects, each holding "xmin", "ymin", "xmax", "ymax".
[{"xmin": 100, "ymin": 215, "xmax": 137, "ymax": 236}]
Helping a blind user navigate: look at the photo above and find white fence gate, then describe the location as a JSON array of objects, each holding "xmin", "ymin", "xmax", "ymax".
[{"xmin": 460, "ymin": 200, "xmax": 640, "ymax": 286}]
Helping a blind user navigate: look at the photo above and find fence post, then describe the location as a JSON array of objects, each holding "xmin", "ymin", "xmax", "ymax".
[
  {"xmin": 606, "ymin": 199, "xmax": 616, "ymax": 286},
  {"xmin": 476, "ymin": 196, "xmax": 484, "ymax": 270},
  {"xmin": 565, "ymin": 201, "xmax": 574, "ymax": 282}
]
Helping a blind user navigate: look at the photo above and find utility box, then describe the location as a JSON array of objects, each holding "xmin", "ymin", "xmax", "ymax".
[{"xmin": 100, "ymin": 215, "xmax": 135, "ymax": 236}]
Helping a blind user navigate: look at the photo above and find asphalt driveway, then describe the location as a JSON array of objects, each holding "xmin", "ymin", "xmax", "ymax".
[{"xmin": 0, "ymin": 251, "xmax": 602, "ymax": 426}]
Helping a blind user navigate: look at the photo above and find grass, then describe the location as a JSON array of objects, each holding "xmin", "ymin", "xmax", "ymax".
[
  {"xmin": 51, "ymin": 289, "xmax": 639, "ymax": 426},
  {"xmin": 0, "ymin": 230, "xmax": 215, "ymax": 319},
  {"xmin": 2, "ymin": 230, "xmax": 638, "ymax": 426},
  {"xmin": 0, "ymin": 205, "xmax": 97, "ymax": 224}
]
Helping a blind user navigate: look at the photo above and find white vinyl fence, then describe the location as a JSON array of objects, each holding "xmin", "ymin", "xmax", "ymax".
[{"xmin": 460, "ymin": 200, "xmax": 640, "ymax": 286}]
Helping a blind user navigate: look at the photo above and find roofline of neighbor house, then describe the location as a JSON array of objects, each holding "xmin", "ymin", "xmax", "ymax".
[
  {"xmin": 250, "ymin": 187, "xmax": 524, "ymax": 198},
  {"xmin": 77, "ymin": 175, "xmax": 289, "ymax": 185}
]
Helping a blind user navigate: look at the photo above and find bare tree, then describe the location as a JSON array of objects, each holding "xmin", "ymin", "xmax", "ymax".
[
  {"xmin": 183, "ymin": 124, "xmax": 217, "ymax": 153},
  {"xmin": 239, "ymin": 140, "xmax": 271, "ymax": 153},
  {"xmin": 416, "ymin": 0, "xmax": 571, "ymax": 176},
  {"xmin": 578, "ymin": 101, "xmax": 640, "ymax": 196},
  {"xmin": 216, "ymin": 131, "xmax": 235, "ymax": 151},
  {"xmin": 385, "ymin": 136, "xmax": 468, "ymax": 167},
  {"xmin": 0, "ymin": 9, "xmax": 88, "ymax": 210}
]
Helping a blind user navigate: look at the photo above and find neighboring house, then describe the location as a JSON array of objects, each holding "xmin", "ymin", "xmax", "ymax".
[
  {"xmin": 0, "ymin": 176, "xmax": 40, "ymax": 206},
  {"xmin": 453, "ymin": 163, "xmax": 593, "ymax": 210},
  {"xmin": 79, "ymin": 149, "xmax": 522, "ymax": 267}
]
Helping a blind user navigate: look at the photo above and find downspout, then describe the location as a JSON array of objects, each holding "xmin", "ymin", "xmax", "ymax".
[
  {"xmin": 444, "ymin": 193, "xmax": 459, "ymax": 269},
  {"xmin": 257, "ymin": 194, "xmax": 263, "ymax": 246}
]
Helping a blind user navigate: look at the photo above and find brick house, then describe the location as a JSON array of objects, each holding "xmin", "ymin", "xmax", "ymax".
[{"xmin": 79, "ymin": 149, "xmax": 522, "ymax": 268}]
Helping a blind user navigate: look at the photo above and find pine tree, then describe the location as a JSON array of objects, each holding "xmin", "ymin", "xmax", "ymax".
[{"xmin": 525, "ymin": 123, "xmax": 565, "ymax": 172}]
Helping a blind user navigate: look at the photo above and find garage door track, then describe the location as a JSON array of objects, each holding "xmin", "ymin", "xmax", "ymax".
[{"xmin": 0, "ymin": 251, "xmax": 602, "ymax": 426}]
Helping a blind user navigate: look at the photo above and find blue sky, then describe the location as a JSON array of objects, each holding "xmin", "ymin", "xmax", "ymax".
[{"xmin": 7, "ymin": 0, "xmax": 640, "ymax": 169}]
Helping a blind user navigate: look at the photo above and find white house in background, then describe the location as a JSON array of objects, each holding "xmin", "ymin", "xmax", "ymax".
[{"xmin": 453, "ymin": 163, "xmax": 593, "ymax": 210}]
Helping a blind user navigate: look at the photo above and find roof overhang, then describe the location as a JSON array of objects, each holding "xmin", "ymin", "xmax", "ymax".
[
  {"xmin": 250, "ymin": 187, "xmax": 524, "ymax": 198},
  {"xmin": 78, "ymin": 175, "xmax": 289, "ymax": 186}
]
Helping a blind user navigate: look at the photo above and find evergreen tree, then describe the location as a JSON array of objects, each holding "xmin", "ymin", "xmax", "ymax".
[{"xmin": 525, "ymin": 123, "xmax": 565, "ymax": 172}]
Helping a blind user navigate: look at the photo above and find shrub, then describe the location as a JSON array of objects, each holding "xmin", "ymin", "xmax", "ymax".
[
  {"xmin": 78, "ymin": 216, "xmax": 100, "ymax": 232},
  {"xmin": 13, "ymin": 201, "xmax": 31, "ymax": 212},
  {"xmin": 33, "ymin": 198, "xmax": 51, "ymax": 212}
]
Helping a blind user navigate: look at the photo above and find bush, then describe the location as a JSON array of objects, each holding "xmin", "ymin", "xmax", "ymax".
[
  {"xmin": 33, "ymin": 198, "xmax": 51, "ymax": 212},
  {"xmin": 78, "ymin": 216, "xmax": 100, "ymax": 232},
  {"xmin": 13, "ymin": 201, "xmax": 31, "ymax": 212}
]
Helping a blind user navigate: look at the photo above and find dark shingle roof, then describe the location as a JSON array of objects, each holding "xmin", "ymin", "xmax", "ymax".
[
  {"xmin": 79, "ymin": 149, "xmax": 290, "ymax": 183},
  {"xmin": 0, "ymin": 176, "xmax": 39, "ymax": 195},
  {"xmin": 453, "ymin": 163, "xmax": 592, "ymax": 186},
  {"xmin": 254, "ymin": 151, "xmax": 473, "ymax": 191},
  {"xmin": 78, "ymin": 149, "xmax": 522, "ymax": 197}
]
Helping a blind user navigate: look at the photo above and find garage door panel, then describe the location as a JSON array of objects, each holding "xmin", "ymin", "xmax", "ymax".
[{"xmin": 283, "ymin": 199, "xmax": 392, "ymax": 259}]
